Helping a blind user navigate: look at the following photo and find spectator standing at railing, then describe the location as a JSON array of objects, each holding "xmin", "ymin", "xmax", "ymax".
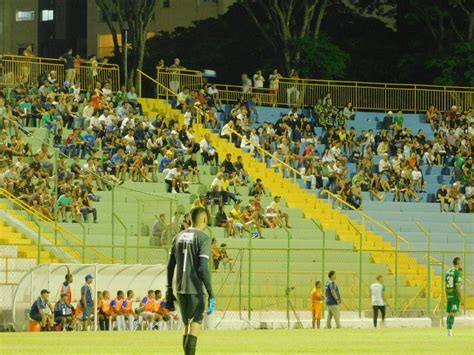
[
  {"xmin": 268, "ymin": 69, "xmax": 282, "ymax": 107},
  {"xmin": 241, "ymin": 73, "xmax": 252, "ymax": 94},
  {"xmin": 168, "ymin": 58, "xmax": 186, "ymax": 93},
  {"xmin": 22, "ymin": 45, "xmax": 36, "ymax": 83},
  {"xmin": 286, "ymin": 69, "xmax": 300, "ymax": 107},
  {"xmin": 61, "ymin": 49, "xmax": 76, "ymax": 85}
]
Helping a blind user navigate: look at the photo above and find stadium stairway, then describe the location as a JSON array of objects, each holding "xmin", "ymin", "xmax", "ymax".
[
  {"xmin": 187, "ymin": 121, "xmax": 452, "ymax": 310},
  {"xmin": 0, "ymin": 201, "xmax": 61, "ymax": 263}
]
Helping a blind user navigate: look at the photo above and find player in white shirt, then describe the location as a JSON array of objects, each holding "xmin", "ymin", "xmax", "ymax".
[{"xmin": 370, "ymin": 275, "xmax": 389, "ymax": 328}]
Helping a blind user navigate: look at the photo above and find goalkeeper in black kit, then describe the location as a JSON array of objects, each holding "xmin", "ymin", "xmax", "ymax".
[{"xmin": 166, "ymin": 207, "xmax": 215, "ymax": 355}]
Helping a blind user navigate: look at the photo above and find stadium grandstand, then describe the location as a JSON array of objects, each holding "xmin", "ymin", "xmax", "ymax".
[{"xmin": 0, "ymin": 48, "xmax": 472, "ymax": 340}]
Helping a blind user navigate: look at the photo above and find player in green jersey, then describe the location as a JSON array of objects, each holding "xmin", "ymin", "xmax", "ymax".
[{"xmin": 445, "ymin": 257, "xmax": 463, "ymax": 336}]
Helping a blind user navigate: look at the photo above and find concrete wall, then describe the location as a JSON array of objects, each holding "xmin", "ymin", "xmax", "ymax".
[{"xmin": 0, "ymin": 0, "xmax": 39, "ymax": 54}]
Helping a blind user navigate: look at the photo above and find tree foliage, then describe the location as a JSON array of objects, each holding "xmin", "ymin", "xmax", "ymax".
[
  {"xmin": 96, "ymin": 0, "xmax": 157, "ymax": 87},
  {"xmin": 238, "ymin": 0, "xmax": 330, "ymax": 74},
  {"xmin": 140, "ymin": 0, "xmax": 474, "ymax": 87},
  {"xmin": 297, "ymin": 36, "xmax": 350, "ymax": 79}
]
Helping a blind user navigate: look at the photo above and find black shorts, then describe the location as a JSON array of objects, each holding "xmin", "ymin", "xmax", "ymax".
[
  {"xmin": 177, "ymin": 293, "xmax": 205, "ymax": 325},
  {"xmin": 30, "ymin": 314, "xmax": 42, "ymax": 322}
]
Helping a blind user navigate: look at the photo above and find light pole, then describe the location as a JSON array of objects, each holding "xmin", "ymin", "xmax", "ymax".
[{"xmin": 122, "ymin": 24, "xmax": 129, "ymax": 88}]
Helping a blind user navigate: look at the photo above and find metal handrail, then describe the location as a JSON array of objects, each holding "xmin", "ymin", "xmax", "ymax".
[
  {"xmin": 156, "ymin": 67, "xmax": 202, "ymax": 75},
  {"xmin": 138, "ymin": 68, "xmax": 212, "ymax": 125},
  {"xmin": 401, "ymin": 286, "xmax": 425, "ymax": 315},
  {"xmin": 137, "ymin": 69, "xmax": 178, "ymax": 97},
  {"xmin": 154, "ymin": 65, "xmax": 474, "ymax": 91},
  {"xmin": 0, "ymin": 188, "xmax": 111, "ymax": 263},
  {"xmin": 1, "ymin": 53, "xmax": 120, "ymax": 69},
  {"xmin": 321, "ymin": 189, "xmax": 411, "ymax": 251},
  {"xmin": 227, "ymin": 128, "xmax": 302, "ymax": 182}
]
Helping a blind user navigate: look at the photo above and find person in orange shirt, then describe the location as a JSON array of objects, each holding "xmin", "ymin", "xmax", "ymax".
[
  {"xmin": 123, "ymin": 290, "xmax": 142, "ymax": 331},
  {"xmin": 138, "ymin": 290, "xmax": 156, "ymax": 330},
  {"xmin": 311, "ymin": 281, "xmax": 324, "ymax": 329},
  {"xmin": 152, "ymin": 290, "xmax": 166, "ymax": 330},
  {"xmin": 110, "ymin": 290, "xmax": 126, "ymax": 331},
  {"xmin": 101, "ymin": 290, "xmax": 113, "ymax": 331},
  {"xmin": 59, "ymin": 267, "xmax": 73, "ymax": 303}
]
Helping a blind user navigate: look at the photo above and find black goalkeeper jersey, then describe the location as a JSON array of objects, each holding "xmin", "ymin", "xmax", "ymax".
[{"xmin": 168, "ymin": 228, "xmax": 213, "ymax": 296}]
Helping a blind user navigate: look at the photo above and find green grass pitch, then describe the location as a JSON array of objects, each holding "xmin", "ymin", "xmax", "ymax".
[{"xmin": 1, "ymin": 327, "xmax": 473, "ymax": 354}]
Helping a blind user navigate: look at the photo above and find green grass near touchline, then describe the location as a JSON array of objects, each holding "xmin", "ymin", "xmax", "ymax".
[{"xmin": 0, "ymin": 327, "xmax": 473, "ymax": 354}]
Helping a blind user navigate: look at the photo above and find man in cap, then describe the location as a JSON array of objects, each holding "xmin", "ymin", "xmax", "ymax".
[
  {"xmin": 80, "ymin": 274, "xmax": 94, "ymax": 331},
  {"xmin": 29, "ymin": 289, "xmax": 54, "ymax": 330}
]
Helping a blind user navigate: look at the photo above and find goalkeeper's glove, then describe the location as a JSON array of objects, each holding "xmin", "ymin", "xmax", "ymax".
[
  {"xmin": 207, "ymin": 297, "xmax": 215, "ymax": 315},
  {"xmin": 166, "ymin": 287, "xmax": 177, "ymax": 311}
]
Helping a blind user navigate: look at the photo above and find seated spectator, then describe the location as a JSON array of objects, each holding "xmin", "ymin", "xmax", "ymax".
[
  {"xmin": 57, "ymin": 189, "xmax": 78, "ymax": 223},
  {"xmin": 268, "ymin": 196, "xmax": 291, "ymax": 228},
  {"xmin": 54, "ymin": 293, "xmax": 76, "ymax": 330},
  {"xmin": 29, "ymin": 289, "xmax": 54, "ymax": 331},
  {"xmin": 77, "ymin": 190, "xmax": 97, "ymax": 223},
  {"xmin": 164, "ymin": 165, "xmax": 186, "ymax": 193},
  {"xmin": 215, "ymin": 203, "xmax": 234, "ymax": 237},
  {"xmin": 249, "ymin": 178, "xmax": 266, "ymax": 197},
  {"xmin": 183, "ymin": 153, "xmax": 200, "ymax": 184},
  {"xmin": 200, "ymin": 133, "xmax": 218, "ymax": 165}
]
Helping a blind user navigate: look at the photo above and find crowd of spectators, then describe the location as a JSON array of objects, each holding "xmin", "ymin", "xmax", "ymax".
[
  {"xmin": 29, "ymin": 272, "xmax": 179, "ymax": 332},
  {"xmin": 217, "ymin": 92, "xmax": 473, "ymax": 213}
]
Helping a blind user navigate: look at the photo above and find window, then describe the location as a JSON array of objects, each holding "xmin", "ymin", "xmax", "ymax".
[
  {"xmin": 41, "ymin": 10, "xmax": 54, "ymax": 21},
  {"xmin": 162, "ymin": 0, "xmax": 170, "ymax": 8},
  {"xmin": 15, "ymin": 11, "xmax": 35, "ymax": 22}
]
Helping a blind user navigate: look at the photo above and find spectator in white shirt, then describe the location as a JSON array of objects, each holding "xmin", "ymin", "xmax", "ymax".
[
  {"xmin": 268, "ymin": 69, "xmax": 282, "ymax": 107},
  {"xmin": 220, "ymin": 120, "xmax": 234, "ymax": 141},
  {"xmin": 241, "ymin": 74, "xmax": 252, "ymax": 93},
  {"xmin": 82, "ymin": 101, "xmax": 95, "ymax": 129},
  {"xmin": 200, "ymin": 133, "xmax": 218, "ymax": 165},
  {"xmin": 378, "ymin": 154, "xmax": 392, "ymax": 174},
  {"xmin": 210, "ymin": 173, "xmax": 224, "ymax": 192},
  {"xmin": 411, "ymin": 166, "xmax": 423, "ymax": 192},
  {"xmin": 268, "ymin": 196, "xmax": 290, "ymax": 228},
  {"xmin": 165, "ymin": 166, "xmax": 184, "ymax": 193}
]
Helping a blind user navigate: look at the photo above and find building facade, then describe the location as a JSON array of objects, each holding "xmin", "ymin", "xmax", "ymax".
[
  {"xmin": 0, "ymin": 0, "xmax": 236, "ymax": 58},
  {"xmin": 87, "ymin": 0, "xmax": 236, "ymax": 58}
]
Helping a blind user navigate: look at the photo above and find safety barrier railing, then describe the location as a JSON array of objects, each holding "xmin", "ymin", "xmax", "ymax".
[
  {"xmin": 156, "ymin": 67, "xmax": 203, "ymax": 95},
  {"xmin": 209, "ymin": 246, "xmax": 473, "ymax": 323},
  {"xmin": 0, "ymin": 188, "xmax": 110, "ymax": 264},
  {"xmin": 227, "ymin": 127, "xmax": 303, "ymax": 182},
  {"xmin": 155, "ymin": 67, "xmax": 474, "ymax": 112},
  {"xmin": 0, "ymin": 53, "xmax": 120, "ymax": 91}
]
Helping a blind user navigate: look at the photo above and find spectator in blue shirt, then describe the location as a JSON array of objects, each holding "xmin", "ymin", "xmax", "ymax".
[
  {"xmin": 111, "ymin": 148, "xmax": 127, "ymax": 180},
  {"xmin": 29, "ymin": 289, "xmax": 54, "ymax": 330},
  {"xmin": 325, "ymin": 270, "xmax": 341, "ymax": 328},
  {"xmin": 246, "ymin": 95, "xmax": 259, "ymax": 124},
  {"xmin": 82, "ymin": 127, "xmax": 97, "ymax": 149},
  {"xmin": 54, "ymin": 293, "xmax": 75, "ymax": 330},
  {"xmin": 80, "ymin": 274, "xmax": 94, "ymax": 331},
  {"xmin": 159, "ymin": 150, "xmax": 174, "ymax": 173}
]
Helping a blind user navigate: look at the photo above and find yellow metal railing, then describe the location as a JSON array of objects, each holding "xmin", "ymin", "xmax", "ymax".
[
  {"xmin": 156, "ymin": 68, "xmax": 474, "ymax": 112},
  {"xmin": 227, "ymin": 128, "xmax": 302, "ymax": 181},
  {"xmin": 0, "ymin": 188, "xmax": 111, "ymax": 263},
  {"xmin": 156, "ymin": 67, "xmax": 203, "ymax": 94},
  {"xmin": 321, "ymin": 189, "xmax": 411, "ymax": 251},
  {"xmin": 0, "ymin": 53, "xmax": 120, "ymax": 91}
]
